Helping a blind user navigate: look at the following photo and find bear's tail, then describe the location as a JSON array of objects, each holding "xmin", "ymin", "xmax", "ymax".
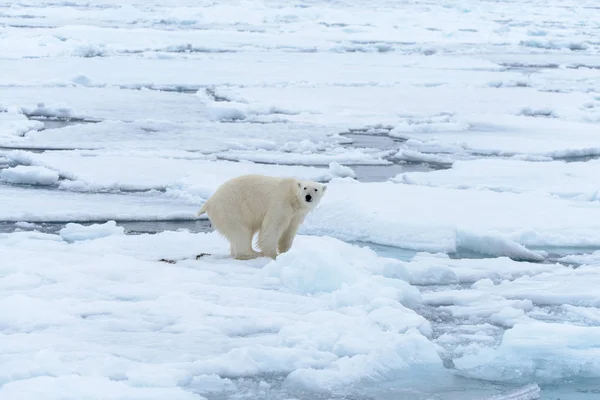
[{"xmin": 196, "ymin": 202, "xmax": 209, "ymax": 217}]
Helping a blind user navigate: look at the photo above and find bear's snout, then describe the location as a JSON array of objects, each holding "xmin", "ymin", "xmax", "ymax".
[{"xmin": 305, "ymin": 194, "xmax": 312, "ymax": 202}]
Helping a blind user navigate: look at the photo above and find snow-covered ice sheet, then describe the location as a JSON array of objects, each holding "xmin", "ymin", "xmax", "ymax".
[
  {"xmin": 0, "ymin": 230, "xmax": 446, "ymax": 398},
  {"xmin": 1, "ymin": 227, "xmax": 596, "ymax": 398},
  {"xmin": 0, "ymin": 118, "xmax": 347, "ymax": 154},
  {"xmin": 213, "ymin": 86, "xmax": 597, "ymax": 127},
  {"xmin": 1, "ymin": 87, "xmax": 213, "ymax": 123},
  {"xmin": 1, "ymin": 0, "xmax": 599, "ymax": 59},
  {"xmin": 392, "ymin": 114, "xmax": 600, "ymax": 159},
  {"xmin": 1, "ymin": 150, "xmax": 348, "ymax": 194},
  {"xmin": 397, "ymin": 158, "xmax": 600, "ymax": 201},
  {"xmin": 215, "ymin": 148, "xmax": 390, "ymax": 166},
  {"xmin": 0, "ymin": 53, "xmax": 509, "ymax": 88},
  {"xmin": 7, "ymin": 172, "xmax": 600, "ymax": 259},
  {"xmin": 0, "ymin": 185, "xmax": 196, "ymax": 222},
  {"xmin": 302, "ymin": 179, "xmax": 600, "ymax": 254}
]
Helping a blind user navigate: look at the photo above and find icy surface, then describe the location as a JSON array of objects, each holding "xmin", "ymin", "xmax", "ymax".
[
  {"xmin": 2, "ymin": 0, "xmax": 600, "ymax": 399},
  {"xmin": 0, "ymin": 165, "xmax": 59, "ymax": 186},
  {"xmin": 0, "ymin": 185, "xmax": 197, "ymax": 222},
  {"xmin": 0, "ymin": 232, "xmax": 444, "ymax": 398},
  {"xmin": 303, "ymin": 179, "xmax": 600, "ymax": 252},
  {"xmin": 397, "ymin": 159, "xmax": 600, "ymax": 201},
  {"xmin": 1, "ymin": 150, "xmax": 345, "ymax": 193},
  {"xmin": 59, "ymin": 221, "xmax": 125, "ymax": 242}
]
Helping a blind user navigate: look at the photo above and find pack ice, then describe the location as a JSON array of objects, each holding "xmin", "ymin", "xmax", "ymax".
[{"xmin": 2, "ymin": 0, "xmax": 600, "ymax": 399}]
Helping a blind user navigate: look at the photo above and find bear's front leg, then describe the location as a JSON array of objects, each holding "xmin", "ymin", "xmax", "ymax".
[
  {"xmin": 258, "ymin": 212, "xmax": 292, "ymax": 259},
  {"xmin": 278, "ymin": 215, "xmax": 303, "ymax": 254}
]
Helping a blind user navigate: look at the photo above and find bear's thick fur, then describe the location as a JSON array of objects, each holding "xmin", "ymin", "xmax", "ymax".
[{"xmin": 197, "ymin": 174, "xmax": 326, "ymax": 259}]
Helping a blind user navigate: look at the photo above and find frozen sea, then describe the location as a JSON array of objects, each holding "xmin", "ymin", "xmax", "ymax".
[{"xmin": 1, "ymin": 0, "xmax": 600, "ymax": 399}]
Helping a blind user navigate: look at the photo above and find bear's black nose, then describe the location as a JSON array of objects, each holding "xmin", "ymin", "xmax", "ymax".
[{"xmin": 305, "ymin": 194, "xmax": 312, "ymax": 202}]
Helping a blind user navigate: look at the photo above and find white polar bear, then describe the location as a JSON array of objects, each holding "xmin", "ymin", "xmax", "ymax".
[{"xmin": 197, "ymin": 174, "xmax": 327, "ymax": 260}]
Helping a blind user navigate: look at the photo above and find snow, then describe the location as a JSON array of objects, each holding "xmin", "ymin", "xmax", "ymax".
[
  {"xmin": 0, "ymin": 111, "xmax": 44, "ymax": 138},
  {"xmin": 559, "ymin": 250, "xmax": 600, "ymax": 266},
  {"xmin": 2, "ymin": 0, "xmax": 600, "ymax": 398},
  {"xmin": 390, "ymin": 114, "xmax": 600, "ymax": 159},
  {"xmin": 397, "ymin": 159, "xmax": 600, "ymax": 201},
  {"xmin": 469, "ymin": 264, "xmax": 600, "ymax": 308},
  {"xmin": 1, "ymin": 150, "xmax": 346, "ymax": 193},
  {"xmin": 0, "ymin": 186, "xmax": 197, "ymax": 222},
  {"xmin": 0, "ymin": 165, "xmax": 59, "ymax": 186},
  {"xmin": 302, "ymin": 179, "xmax": 600, "ymax": 253},
  {"xmin": 0, "ymin": 231, "xmax": 441, "ymax": 397},
  {"xmin": 59, "ymin": 221, "xmax": 124, "ymax": 242},
  {"xmin": 1, "ymin": 119, "xmax": 342, "ymax": 151},
  {"xmin": 216, "ymin": 148, "xmax": 390, "ymax": 166},
  {"xmin": 211, "ymin": 85, "xmax": 597, "ymax": 129}
]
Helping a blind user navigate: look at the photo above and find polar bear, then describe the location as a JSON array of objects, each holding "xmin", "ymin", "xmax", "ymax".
[{"xmin": 197, "ymin": 174, "xmax": 326, "ymax": 260}]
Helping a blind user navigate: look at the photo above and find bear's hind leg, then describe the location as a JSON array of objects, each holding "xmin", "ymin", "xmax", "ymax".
[
  {"xmin": 206, "ymin": 208, "xmax": 260, "ymax": 260},
  {"xmin": 230, "ymin": 227, "xmax": 261, "ymax": 260}
]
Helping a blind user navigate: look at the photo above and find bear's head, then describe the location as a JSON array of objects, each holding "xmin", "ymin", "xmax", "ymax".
[{"xmin": 296, "ymin": 179, "xmax": 327, "ymax": 209}]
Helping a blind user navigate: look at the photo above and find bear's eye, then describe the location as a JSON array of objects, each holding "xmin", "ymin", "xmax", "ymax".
[
  {"xmin": 303, "ymin": 187, "xmax": 306, "ymax": 190},
  {"xmin": 314, "ymin": 188, "xmax": 318, "ymax": 192}
]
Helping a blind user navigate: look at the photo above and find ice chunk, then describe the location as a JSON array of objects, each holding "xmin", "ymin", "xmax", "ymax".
[
  {"xmin": 391, "ymin": 149, "xmax": 454, "ymax": 165},
  {"xmin": 456, "ymin": 230, "xmax": 545, "ymax": 262},
  {"xmin": 71, "ymin": 74, "xmax": 94, "ymax": 87},
  {"xmin": 0, "ymin": 165, "xmax": 59, "ymax": 186},
  {"xmin": 70, "ymin": 42, "xmax": 108, "ymax": 58},
  {"xmin": 20, "ymin": 102, "xmax": 73, "ymax": 119},
  {"xmin": 59, "ymin": 221, "xmax": 125, "ymax": 242},
  {"xmin": 455, "ymin": 322, "xmax": 600, "ymax": 383},
  {"xmin": 327, "ymin": 162, "xmax": 356, "ymax": 179},
  {"xmin": 390, "ymin": 114, "xmax": 470, "ymax": 135},
  {"xmin": 283, "ymin": 329, "xmax": 443, "ymax": 393},
  {"xmin": 0, "ymin": 112, "xmax": 44, "ymax": 138},
  {"xmin": 208, "ymin": 104, "xmax": 247, "ymax": 121},
  {"xmin": 472, "ymin": 264, "xmax": 600, "ymax": 307},
  {"xmin": 188, "ymin": 374, "xmax": 236, "ymax": 396},
  {"xmin": 14, "ymin": 221, "xmax": 40, "ymax": 230},
  {"xmin": 263, "ymin": 236, "xmax": 413, "ymax": 296},
  {"xmin": 484, "ymin": 383, "xmax": 540, "ymax": 400},
  {"xmin": 559, "ymin": 250, "xmax": 600, "ymax": 266},
  {"xmin": 263, "ymin": 246, "xmax": 360, "ymax": 294},
  {"xmin": 423, "ymin": 289, "xmax": 533, "ymax": 328}
]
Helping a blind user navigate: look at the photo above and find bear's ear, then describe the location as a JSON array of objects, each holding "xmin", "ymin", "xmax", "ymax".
[
  {"xmin": 322, "ymin": 185, "xmax": 327, "ymax": 192},
  {"xmin": 297, "ymin": 182, "xmax": 301, "ymax": 188}
]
